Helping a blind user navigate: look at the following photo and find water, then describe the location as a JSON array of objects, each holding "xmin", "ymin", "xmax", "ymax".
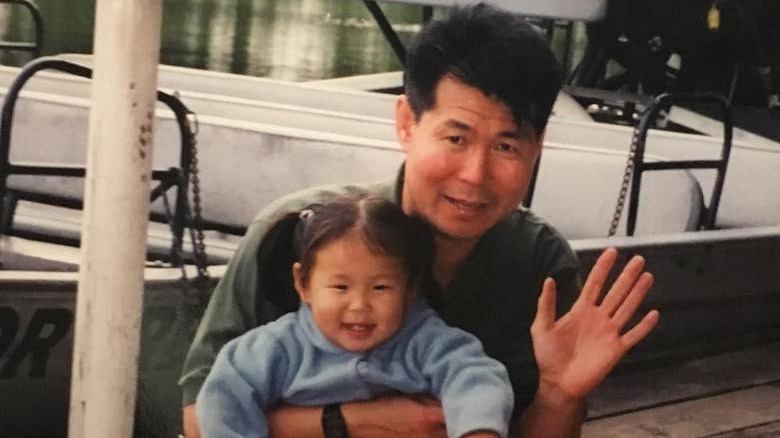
[
  {"xmin": 0, "ymin": 0, "xmax": 430, "ymax": 81},
  {"xmin": 0, "ymin": 0, "xmax": 583, "ymax": 81}
]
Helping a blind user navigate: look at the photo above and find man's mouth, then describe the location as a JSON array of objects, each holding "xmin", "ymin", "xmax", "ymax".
[{"xmin": 443, "ymin": 195, "xmax": 488, "ymax": 212}]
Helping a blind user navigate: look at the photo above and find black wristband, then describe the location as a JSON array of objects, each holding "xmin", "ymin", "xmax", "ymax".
[{"xmin": 321, "ymin": 403, "xmax": 349, "ymax": 438}]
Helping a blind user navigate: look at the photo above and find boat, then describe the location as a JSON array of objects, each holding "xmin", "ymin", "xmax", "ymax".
[
  {"xmin": 0, "ymin": 58, "xmax": 735, "ymax": 237},
  {"xmin": 0, "ymin": 57, "xmax": 226, "ymax": 436},
  {"xmin": 2, "ymin": 55, "xmax": 778, "ymax": 352},
  {"xmin": 0, "ymin": 236, "xmax": 224, "ymax": 437}
]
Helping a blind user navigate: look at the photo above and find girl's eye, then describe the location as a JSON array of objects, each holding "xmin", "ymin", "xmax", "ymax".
[
  {"xmin": 330, "ymin": 284, "xmax": 348, "ymax": 292},
  {"xmin": 373, "ymin": 284, "xmax": 392, "ymax": 292}
]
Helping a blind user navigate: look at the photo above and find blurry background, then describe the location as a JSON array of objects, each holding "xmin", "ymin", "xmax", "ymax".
[{"xmin": 0, "ymin": 0, "xmax": 584, "ymax": 81}]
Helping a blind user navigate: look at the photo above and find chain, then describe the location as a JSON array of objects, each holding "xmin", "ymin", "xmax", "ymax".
[
  {"xmin": 608, "ymin": 129, "xmax": 641, "ymax": 237},
  {"xmin": 160, "ymin": 190, "xmax": 189, "ymax": 282},
  {"xmin": 185, "ymin": 110, "xmax": 210, "ymax": 289}
]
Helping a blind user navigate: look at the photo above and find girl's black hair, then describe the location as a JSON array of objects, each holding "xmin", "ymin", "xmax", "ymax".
[{"xmin": 267, "ymin": 195, "xmax": 434, "ymax": 297}]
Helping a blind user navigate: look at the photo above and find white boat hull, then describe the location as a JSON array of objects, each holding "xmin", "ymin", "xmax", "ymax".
[{"xmin": 1, "ymin": 63, "xmax": 710, "ymax": 239}]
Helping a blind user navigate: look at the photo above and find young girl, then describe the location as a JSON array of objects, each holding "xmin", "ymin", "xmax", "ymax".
[{"xmin": 196, "ymin": 195, "xmax": 513, "ymax": 438}]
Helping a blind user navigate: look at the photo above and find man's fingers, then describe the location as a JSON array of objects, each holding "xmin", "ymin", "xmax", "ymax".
[
  {"xmin": 182, "ymin": 404, "xmax": 201, "ymax": 438},
  {"xmin": 580, "ymin": 247, "xmax": 618, "ymax": 304},
  {"xmin": 612, "ymin": 272, "xmax": 654, "ymax": 330},
  {"xmin": 600, "ymin": 255, "xmax": 646, "ymax": 315},
  {"xmin": 532, "ymin": 277, "xmax": 557, "ymax": 332},
  {"xmin": 622, "ymin": 309, "xmax": 660, "ymax": 349}
]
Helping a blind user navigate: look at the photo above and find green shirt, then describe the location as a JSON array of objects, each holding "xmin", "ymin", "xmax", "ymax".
[{"xmin": 179, "ymin": 174, "xmax": 581, "ymax": 413}]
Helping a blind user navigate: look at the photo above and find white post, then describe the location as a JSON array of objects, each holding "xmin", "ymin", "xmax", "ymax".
[{"xmin": 68, "ymin": 1, "xmax": 163, "ymax": 438}]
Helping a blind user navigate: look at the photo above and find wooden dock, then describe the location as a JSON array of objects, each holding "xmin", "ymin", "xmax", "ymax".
[{"xmin": 584, "ymin": 342, "xmax": 780, "ymax": 437}]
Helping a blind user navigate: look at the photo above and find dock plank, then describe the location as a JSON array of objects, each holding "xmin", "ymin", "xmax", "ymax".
[
  {"xmin": 583, "ymin": 383, "xmax": 780, "ymax": 437},
  {"xmin": 706, "ymin": 419, "xmax": 780, "ymax": 437},
  {"xmin": 588, "ymin": 342, "xmax": 780, "ymax": 419}
]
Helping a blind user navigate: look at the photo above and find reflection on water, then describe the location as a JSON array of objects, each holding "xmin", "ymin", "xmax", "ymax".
[{"xmin": 0, "ymin": 0, "xmax": 429, "ymax": 80}]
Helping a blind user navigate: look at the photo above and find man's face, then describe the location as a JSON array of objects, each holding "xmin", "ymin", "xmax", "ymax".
[{"xmin": 396, "ymin": 76, "xmax": 542, "ymax": 245}]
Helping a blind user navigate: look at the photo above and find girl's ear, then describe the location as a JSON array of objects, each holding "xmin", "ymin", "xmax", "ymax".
[
  {"xmin": 292, "ymin": 262, "xmax": 309, "ymax": 303},
  {"xmin": 406, "ymin": 281, "xmax": 420, "ymax": 309}
]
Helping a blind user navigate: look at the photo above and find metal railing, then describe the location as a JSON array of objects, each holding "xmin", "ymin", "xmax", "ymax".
[
  {"xmin": 0, "ymin": 57, "xmax": 195, "ymax": 265},
  {"xmin": 362, "ymin": 0, "xmax": 578, "ymax": 73},
  {"xmin": 0, "ymin": 0, "xmax": 44, "ymax": 58},
  {"xmin": 624, "ymin": 93, "xmax": 734, "ymax": 236}
]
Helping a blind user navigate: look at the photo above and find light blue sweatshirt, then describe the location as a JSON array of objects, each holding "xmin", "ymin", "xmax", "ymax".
[{"xmin": 197, "ymin": 303, "xmax": 513, "ymax": 438}]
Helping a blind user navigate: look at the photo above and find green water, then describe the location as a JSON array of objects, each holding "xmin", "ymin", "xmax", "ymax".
[
  {"xmin": 0, "ymin": 0, "xmax": 433, "ymax": 80},
  {"xmin": 0, "ymin": 0, "xmax": 584, "ymax": 81}
]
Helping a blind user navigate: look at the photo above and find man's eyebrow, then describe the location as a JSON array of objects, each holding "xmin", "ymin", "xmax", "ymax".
[
  {"xmin": 443, "ymin": 119, "xmax": 471, "ymax": 131},
  {"xmin": 443, "ymin": 118, "xmax": 528, "ymax": 140},
  {"xmin": 500, "ymin": 130, "xmax": 526, "ymax": 140}
]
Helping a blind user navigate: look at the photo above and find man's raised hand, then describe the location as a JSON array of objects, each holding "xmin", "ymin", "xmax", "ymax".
[{"xmin": 530, "ymin": 248, "xmax": 660, "ymax": 403}]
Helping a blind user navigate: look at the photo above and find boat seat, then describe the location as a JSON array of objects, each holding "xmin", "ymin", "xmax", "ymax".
[
  {"xmin": 546, "ymin": 117, "xmax": 780, "ymax": 228},
  {"xmin": 533, "ymin": 143, "xmax": 704, "ymax": 238}
]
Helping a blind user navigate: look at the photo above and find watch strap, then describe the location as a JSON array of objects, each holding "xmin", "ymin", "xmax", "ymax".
[{"xmin": 321, "ymin": 403, "xmax": 349, "ymax": 438}]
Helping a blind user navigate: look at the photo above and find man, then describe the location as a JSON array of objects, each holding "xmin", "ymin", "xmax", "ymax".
[{"xmin": 180, "ymin": 4, "xmax": 659, "ymax": 437}]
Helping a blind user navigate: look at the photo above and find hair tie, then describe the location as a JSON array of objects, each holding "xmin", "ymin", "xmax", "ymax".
[
  {"xmin": 299, "ymin": 208, "xmax": 315, "ymax": 221},
  {"xmin": 293, "ymin": 206, "xmax": 319, "ymax": 260}
]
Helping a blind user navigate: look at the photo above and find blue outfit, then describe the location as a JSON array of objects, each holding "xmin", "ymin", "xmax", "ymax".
[{"xmin": 197, "ymin": 303, "xmax": 514, "ymax": 438}]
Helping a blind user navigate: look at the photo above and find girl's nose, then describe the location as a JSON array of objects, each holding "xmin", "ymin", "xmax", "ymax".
[{"xmin": 347, "ymin": 292, "xmax": 370, "ymax": 311}]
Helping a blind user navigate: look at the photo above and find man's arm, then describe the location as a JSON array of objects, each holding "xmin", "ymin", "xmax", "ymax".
[
  {"xmin": 512, "ymin": 386, "xmax": 585, "ymax": 438},
  {"xmin": 267, "ymin": 396, "xmax": 446, "ymax": 438},
  {"xmin": 185, "ymin": 370, "xmax": 447, "ymax": 438},
  {"xmin": 180, "ymin": 220, "xmax": 271, "ymax": 406},
  {"xmin": 181, "ymin": 220, "xmax": 276, "ymax": 438},
  {"xmin": 516, "ymin": 248, "xmax": 659, "ymax": 438}
]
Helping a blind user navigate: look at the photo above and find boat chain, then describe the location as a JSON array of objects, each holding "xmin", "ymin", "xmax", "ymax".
[
  {"xmin": 608, "ymin": 127, "xmax": 641, "ymax": 237},
  {"xmin": 185, "ymin": 110, "xmax": 210, "ymax": 289},
  {"xmin": 161, "ymin": 109, "xmax": 210, "ymax": 298}
]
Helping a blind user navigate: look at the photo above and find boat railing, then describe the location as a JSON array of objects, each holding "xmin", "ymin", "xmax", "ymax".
[
  {"xmin": 0, "ymin": 0, "xmax": 44, "ymax": 58},
  {"xmin": 621, "ymin": 92, "xmax": 734, "ymax": 236},
  {"xmin": 0, "ymin": 57, "xmax": 198, "ymax": 266},
  {"xmin": 363, "ymin": 1, "xmax": 603, "ymax": 75}
]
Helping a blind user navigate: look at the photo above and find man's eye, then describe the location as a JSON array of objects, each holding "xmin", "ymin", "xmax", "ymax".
[
  {"xmin": 496, "ymin": 142, "xmax": 518, "ymax": 153},
  {"xmin": 447, "ymin": 135, "xmax": 464, "ymax": 145}
]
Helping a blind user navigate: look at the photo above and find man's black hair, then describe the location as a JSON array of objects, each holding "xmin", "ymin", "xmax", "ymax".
[{"xmin": 404, "ymin": 3, "xmax": 563, "ymax": 136}]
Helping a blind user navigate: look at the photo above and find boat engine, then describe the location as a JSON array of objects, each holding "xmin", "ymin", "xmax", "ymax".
[{"xmin": 571, "ymin": 0, "xmax": 780, "ymax": 112}]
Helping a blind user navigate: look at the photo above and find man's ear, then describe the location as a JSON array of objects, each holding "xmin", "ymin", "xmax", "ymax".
[
  {"xmin": 395, "ymin": 95, "xmax": 415, "ymax": 153},
  {"xmin": 532, "ymin": 128, "xmax": 546, "ymax": 161},
  {"xmin": 536, "ymin": 129, "xmax": 546, "ymax": 149},
  {"xmin": 292, "ymin": 262, "xmax": 308, "ymax": 303}
]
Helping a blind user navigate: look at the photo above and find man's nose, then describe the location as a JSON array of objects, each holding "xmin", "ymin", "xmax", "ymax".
[{"xmin": 457, "ymin": 146, "xmax": 488, "ymax": 185}]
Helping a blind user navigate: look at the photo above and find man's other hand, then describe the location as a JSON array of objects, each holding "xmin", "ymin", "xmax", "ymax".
[{"xmin": 182, "ymin": 404, "xmax": 201, "ymax": 438}]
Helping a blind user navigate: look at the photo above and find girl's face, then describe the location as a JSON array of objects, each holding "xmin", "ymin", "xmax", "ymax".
[{"xmin": 293, "ymin": 231, "xmax": 409, "ymax": 352}]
